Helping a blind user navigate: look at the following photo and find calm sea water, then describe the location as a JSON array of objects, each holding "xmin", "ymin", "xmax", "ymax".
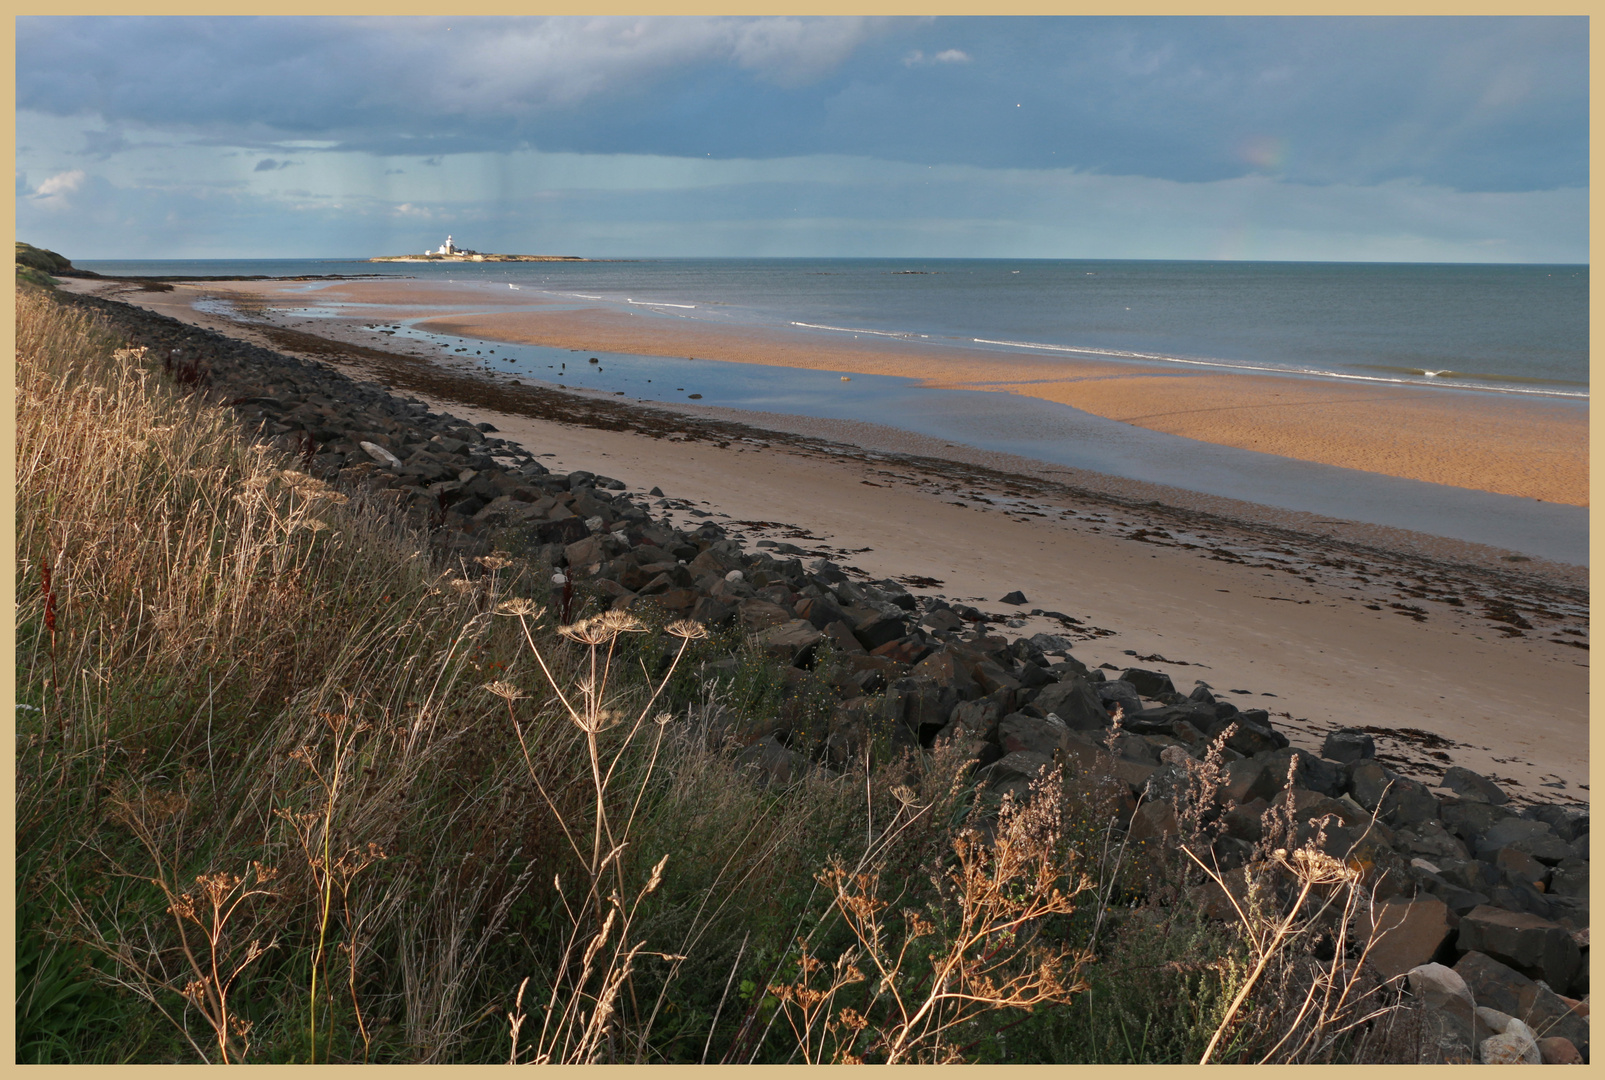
[
  {"xmin": 78, "ymin": 258, "xmax": 1587, "ymax": 399},
  {"xmin": 77, "ymin": 256, "xmax": 1588, "ymax": 560}
]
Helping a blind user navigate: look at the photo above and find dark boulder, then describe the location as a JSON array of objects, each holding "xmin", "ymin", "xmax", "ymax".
[
  {"xmin": 1440, "ymin": 766, "xmax": 1508, "ymax": 806},
  {"xmin": 1456, "ymin": 907, "xmax": 1582, "ymax": 993},
  {"xmin": 1322, "ymin": 727, "xmax": 1375, "ymax": 765},
  {"xmin": 1119, "ymin": 667, "xmax": 1176, "ymax": 698}
]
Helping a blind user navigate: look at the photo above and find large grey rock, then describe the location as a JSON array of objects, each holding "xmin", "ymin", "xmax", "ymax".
[
  {"xmin": 1547, "ymin": 857, "xmax": 1588, "ymax": 899},
  {"xmin": 1031, "ymin": 677, "xmax": 1110, "ymax": 731},
  {"xmin": 1363, "ymin": 897, "xmax": 1453, "ymax": 982},
  {"xmin": 976, "ymin": 750, "xmax": 1055, "ymax": 802},
  {"xmin": 1456, "ymin": 908, "xmax": 1582, "ymax": 992},
  {"xmin": 997, "ymin": 713, "xmax": 1073, "ymax": 759},
  {"xmin": 1406, "ymin": 963, "xmax": 1482, "ymax": 1063},
  {"xmin": 1441, "ymin": 766, "xmax": 1508, "ymax": 805},
  {"xmin": 948, "ymin": 696, "xmax": 1004, "ymax": 735},
  {"xmin": 753, "ymin": 619, "xmax": 824, "ymax": 665},
  {"xmin": 1222, "ymin": 757, "xmax": 1280, "ymax": 805},
  {"xmin": 1438, "ymin": 799, "xmax": 1519, "ymax": 856},
  {"xmin": 1475, "ymin": 817, "xmax": 1568, "ymax": 861},
  {"xmin": 1394, "ymin": 820, "xmax": 1470, "ymax": 862},
  {"xmin": 1524, "ymin": 803, "xmax": 1589, "ymax": 843},
  {"xmin": 910, "ymin": 649, "xmax": 979, "ymax": 696},
  {"xmin": 1260, "ymin": 747, "xmax": 1344, "ymax": 798},
  {"xmin": 1349, "ymin": 761, "xmax": 1440, "ymax": 826},
  {"xmin": 733, "ymin": 735, "xmax": 808, "ymax": 788},
  {"xmin": 1215, "ymin": 712, "xmax": 1287, "ymax": 755},
  {"xmin": 1481, "ymin": 1022, "xmax": 1542, "ymax": 1064},
  {"xmin": 1118, "ymin": 667, "xmax": 1176, "ymax": 698},
  {"xmin": 1322, "ymin": 727, "xmax": 1375, "ymax": 765},
  {"xmin": 1457, "ymin": 953, "xmax": 1590, "ymax": 1057},
  {"xmin": 1095, "ymin": 679, "xmax": 1142, "ymax": 720}
]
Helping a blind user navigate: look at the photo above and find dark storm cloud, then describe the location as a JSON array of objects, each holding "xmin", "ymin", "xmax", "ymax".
[{"xmin": 16, "ymin": 15, "xmax": 1587, "ymax": 193}]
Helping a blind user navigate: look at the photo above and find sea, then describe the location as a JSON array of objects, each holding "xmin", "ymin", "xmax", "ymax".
[
  {"xmin": 76, "ymin": 257, "xmax": 1589, "ymax": 563},
  {"xmin": 78, "ymin": 257, "xmax": 1587, "ymax": 398}
]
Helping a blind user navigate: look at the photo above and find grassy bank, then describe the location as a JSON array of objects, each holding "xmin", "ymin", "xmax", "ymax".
[{"xmin": 15, "ymin": 282, "xmax": 1423, "ymax": 1063}]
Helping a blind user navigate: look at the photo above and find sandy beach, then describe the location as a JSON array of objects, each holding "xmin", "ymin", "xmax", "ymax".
[
  {"xmin": 187, "ymin": 277, "xmax": 1587, "ymax": 507},
  {"xmin": 57, "ymin": 275, "xmax": 1589, "ymax": 802}
]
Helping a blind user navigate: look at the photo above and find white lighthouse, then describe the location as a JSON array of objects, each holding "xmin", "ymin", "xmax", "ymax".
[{"xmin": 434, "ymin": 235, "xmax": 457, "ymax": 256}]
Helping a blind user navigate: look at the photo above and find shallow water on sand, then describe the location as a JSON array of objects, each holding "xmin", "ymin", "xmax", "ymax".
[{"xmin": 335, "ymin": 310, "xmax": 1585, "ymax": 566}]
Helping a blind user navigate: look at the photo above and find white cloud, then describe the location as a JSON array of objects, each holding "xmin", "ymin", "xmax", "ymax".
[
  {"xmin": 32, "ymin": 169, "xmax": 86, "ymax": 209},
  {"xmin": 905, "ymin": 47, "xmax": 970, "ymax": 66},
  {"xmin": 353, "ymin": 16, "xmax": 891, "ymax": 113}
]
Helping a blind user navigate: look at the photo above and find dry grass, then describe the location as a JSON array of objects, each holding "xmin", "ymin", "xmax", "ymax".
[{"xmin": 15, "ymin": 284, "xmax": 1426, "ymax": 1064}]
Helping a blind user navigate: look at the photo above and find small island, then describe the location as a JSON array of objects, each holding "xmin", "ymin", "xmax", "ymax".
[{"xmin": 369, "ymin": 235, "xmax": 585, "ymax": 263}]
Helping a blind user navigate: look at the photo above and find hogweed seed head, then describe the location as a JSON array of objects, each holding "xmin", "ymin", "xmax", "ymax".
[
  {"xmin": 483, "ymin": 680, "xmax": 523, "ymax": 703},
  {"xmin": 495, "ymin": 598, "xmax": 543, "ymax": 617},
  {"xmin": 665, "ymin": 618, "xmax": 708, "ymax": 641}
]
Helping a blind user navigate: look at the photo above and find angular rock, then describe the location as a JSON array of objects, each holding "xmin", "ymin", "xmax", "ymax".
[
  {"xmin": 1547, "ymin": 858, "xmax": 1588, "ymax": 899},
  {"xmin": 754, "ymin": 620, "xmax": 824, "ymax": 665},
  {"xmin": 1261, "ymin": 747, "xmax": 1345, "ymax": 798},
  {"xmin": 1481, "ymin": 1025, "xmax": 1542, "ymax": 1065},
  {"xmin": 1406, "ymin": 962, "xmax": 1482, "ymax": 1063},
  {"xmin": 1441, "ymin": 766, "xmax": 1508, "ymax": 805},
  {"xmin": 738, "ymin": 597, "xmax": 794, "ymax": 631},
  {"xmin": 1096, "ymin": 679, "xmax": 1143, "ymax": 720},
  {"xmin": 1439, "ymin": 797, "xmax": 1518, "ymax": 846},
  {"xmin": 1322, "ymin": 727, "xmax": 1375, "ymax": 765},
  {"xmin": 1475, "ymin": 817, "xmax": 1567, "ymax": 861},
  {"xmin": 1118, "ymin": 667, "xmax": 1176, "ymax": 698},
  {"xmin": 998, "ymin": 713, "xmax": 1073, "ymax": 759},
  {"xmin": 820, "ymin": 619, "xmax": 867, "ymax": 656},
  {"xmin": 1457, "ymin": 908, "xmax": 1582, "ymax": 992},
  {"xmin": 733, "ymin": 734, "xmax": 808, "ymax": 788},
  {"xmin": 794, "ymin": 594, "xmax": 851, "ymax": 631},
  {"xmin": 1349, "ymin": 761, "xmax": 1439, "ymax": 826},
  {"xmin": 853, "ymin": 611, "xmax": 909, "ymax": 652},
  {"xmin": 1128, "ymin": 799, "xmax": 1178, "ymax": 842},
  {"xmin": 949, "ymin": 696, "xmax": 1004, "ymax": 736},
  {"xmin": 977, "ymin": 750, "xmax": 1055, "ymax": 802},
  {"xmin": 1393, "ymin": 820, "xmax": 1470, "ymax": 862},
  {"xmin": 1223, "ymin": 757, "xmax": 1280, "ymax": 805},
  {"xmin": 1525, "ymin": 804, "xmax": 1589, "ymax": 844},
  {"xmin": 1030, "ymin": 677, "xmax": 1110, "ymax": 732},
  {"xmin": 1363, "ymin": 897, "xmax": 1453, "ymax": 982},
  {"xmin": 1537, "ymin": 1037, "xmax": 1583, "ymax": 1065},
  {"xmin": 1494, "ymin": 847, "xmax": 1550, "ymax": 893},
  {"xmin": 1217, "ymin": 712, "xmax": 1287, "ymax": 755}
]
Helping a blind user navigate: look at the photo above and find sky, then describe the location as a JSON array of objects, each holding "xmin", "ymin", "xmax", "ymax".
[{"xmin": 14, "ymin": 15, "xmax": 1589, "ymax": 262}]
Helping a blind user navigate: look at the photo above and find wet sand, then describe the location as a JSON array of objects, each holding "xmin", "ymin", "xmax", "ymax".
[
  {"xmin": 55, "ymin": 275, "xmax": 1590, "ymax": 801},
  {"xmin": 172, "ymin": 277, "xmax": 1586, "ymax": 506}
]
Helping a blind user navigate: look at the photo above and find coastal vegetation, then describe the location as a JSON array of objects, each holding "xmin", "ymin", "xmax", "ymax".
[
  {"xmin": 16, "ymin": 241, "xmax": 73, "ymax": 288},
  {"xmin": 16, "ymin": 278, "xmax": 1464, "ymax": 1064}
]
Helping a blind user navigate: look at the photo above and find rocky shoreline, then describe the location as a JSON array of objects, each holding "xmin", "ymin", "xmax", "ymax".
[{"xmin": 56, "ymin": 286, "xmax": 1590, "ymax": 1063}]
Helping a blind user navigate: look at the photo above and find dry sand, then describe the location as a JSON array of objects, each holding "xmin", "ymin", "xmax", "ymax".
[{"xmin": 60, "ymin": 276, "xmax": 1590, "ymax": 802}]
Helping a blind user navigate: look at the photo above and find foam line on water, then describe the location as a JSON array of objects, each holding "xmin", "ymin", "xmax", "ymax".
[
  {"xmin": 971, "ymin": 337, "xmax": 1587, "ymax": 399},
  {"xmin": 791, "ymin": 321, "xmax": 930, "ymax": 339}
]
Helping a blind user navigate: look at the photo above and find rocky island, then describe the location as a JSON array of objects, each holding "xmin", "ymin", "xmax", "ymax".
[{"xmin": 369, "ymin": 234, "xmax": 584, "ymax": 263}]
